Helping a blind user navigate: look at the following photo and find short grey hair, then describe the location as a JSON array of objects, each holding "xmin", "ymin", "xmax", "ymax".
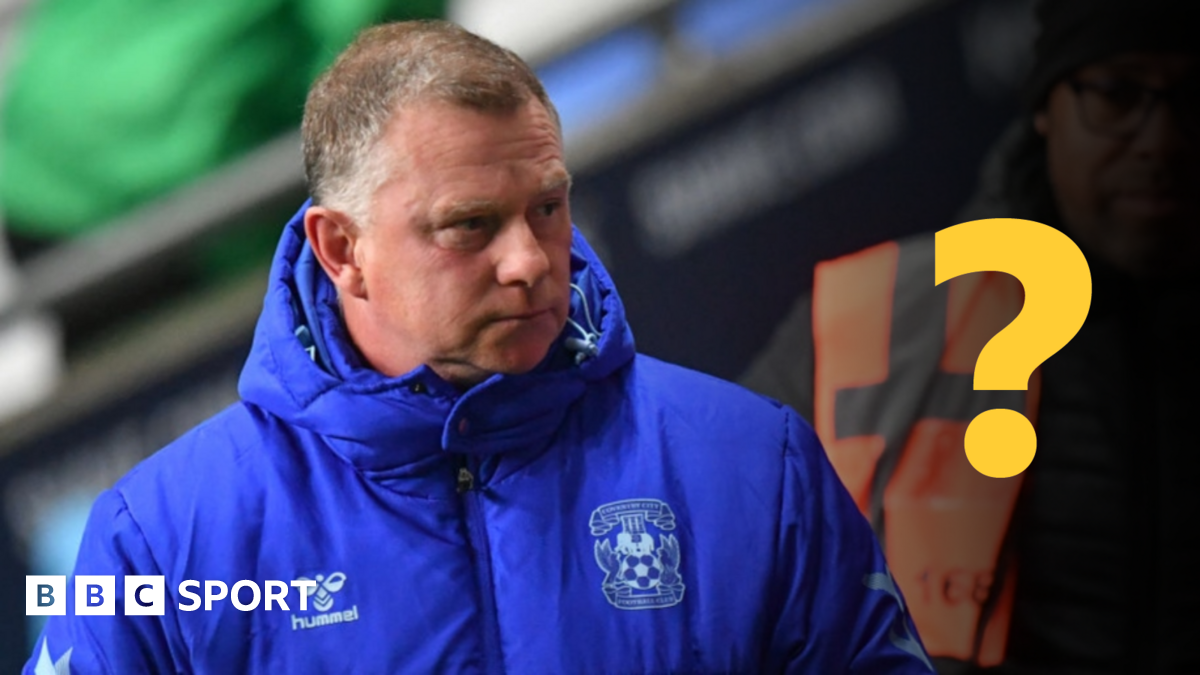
[{"xmin": 302, "ymin": 20, "xmax": 560, "ymax": 222}]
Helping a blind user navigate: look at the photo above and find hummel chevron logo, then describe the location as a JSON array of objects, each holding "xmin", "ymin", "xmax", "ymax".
[
  {"xmin": 293, "ymin": 572, "xmax": 345, "ymax": 612},
  {"xmin": 290, "ymin": 572, "xmax": 359, "ymax": 631}
]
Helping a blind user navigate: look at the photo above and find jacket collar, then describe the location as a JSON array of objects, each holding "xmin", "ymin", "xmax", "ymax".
[{"xmin": 239, "ymin": 202, "xmax": 635, "ymax": 472}]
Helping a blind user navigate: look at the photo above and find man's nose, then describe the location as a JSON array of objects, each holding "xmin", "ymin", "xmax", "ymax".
[
  {"xmin": 494, "ymin": 219, "xmax": 551, "ymax": 287},
  {"xmin": 1131, "ymin": 98, "xmax": 1190, "ymax": 158}
]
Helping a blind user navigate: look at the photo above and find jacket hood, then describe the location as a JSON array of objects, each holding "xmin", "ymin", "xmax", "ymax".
[{"xmin": 239, "ymin": 202, "xmax": 636, "ymax": 472}]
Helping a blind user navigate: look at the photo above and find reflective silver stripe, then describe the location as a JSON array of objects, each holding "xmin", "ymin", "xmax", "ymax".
[{"xmin": 832, "ymin": 237, "xmax": 1025, "ymax": 546}]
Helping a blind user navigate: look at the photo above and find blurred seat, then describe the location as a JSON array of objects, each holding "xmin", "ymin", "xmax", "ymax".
[
  {"xmin": 675, "ymin": 0, "xmax": 836, "ymax": 55},
  {"xmin": 537, "ymin": 27, "xmax": 663, "ymax": 140},
  {"xmin": 0, "ymin": 237, "xmax": 62, "ymax": 424}
]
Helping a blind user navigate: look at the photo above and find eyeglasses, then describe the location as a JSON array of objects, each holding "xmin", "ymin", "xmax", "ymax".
[{"xmin": 1067, "ymin": 77, "xmax": 1199, "ymax": 139}]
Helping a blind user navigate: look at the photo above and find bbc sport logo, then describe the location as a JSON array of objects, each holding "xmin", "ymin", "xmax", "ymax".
[{"xmin": 26, "ymin": 575, "xmax": 323, "ymax": 616}]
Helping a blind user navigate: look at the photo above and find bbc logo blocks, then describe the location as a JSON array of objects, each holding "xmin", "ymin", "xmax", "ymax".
[
  {"xmin": 26, "ymin": 576, "xmax": 166, "ymax": 616},
  {"xmin": 26, "ymin": 576, "xmax": 66, "ymax": 616},
  {"xmin": 125, "ymin": 576, "xmax": 167, "ymax": 616},
  {"xmin": 26, "ymin": 575, "xmax": 316, "ymax": 615},
  {"xmin": 75, "ymin": 575, "xmax": 115, "ymax": 616}
]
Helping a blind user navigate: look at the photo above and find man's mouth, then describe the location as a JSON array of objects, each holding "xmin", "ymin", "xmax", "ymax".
[
  {"xmin": 1114, "ymin": 189, "xmax": 1192, "ymax": 218},
  {"xmin": 497, "ymin": 308, "xmax": 552, "ymax": 322}
]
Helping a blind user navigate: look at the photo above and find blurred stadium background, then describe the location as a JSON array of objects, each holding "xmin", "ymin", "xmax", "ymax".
[{"xmin": 0, "ymin": 0, "xmax": 1034, "ymax": 664}]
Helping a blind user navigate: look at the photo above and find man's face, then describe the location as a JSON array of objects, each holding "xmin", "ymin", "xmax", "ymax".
[
  {"xmin": 345, "ymin": 99, "xmax": 573, "ymax": 386},
  {"xmin": 1036, "ymin": 52, "xmax": 1198, "ymax": 277}
]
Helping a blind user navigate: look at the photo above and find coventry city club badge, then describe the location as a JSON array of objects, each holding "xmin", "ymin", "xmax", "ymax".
[{"xmin": 591, "ymin": 499, "xmax": 685, "ymax": 610}]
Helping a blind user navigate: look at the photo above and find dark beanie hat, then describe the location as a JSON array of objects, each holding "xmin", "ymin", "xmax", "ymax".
[{"xmin": 1024, "ymin": 0, "xmax": 1198, "ymax": 110}]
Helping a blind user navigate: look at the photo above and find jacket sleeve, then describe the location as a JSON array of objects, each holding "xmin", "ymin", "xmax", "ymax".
[
  {"xmin": 23, "ymin": 489, "xmax": 180, "ymax": 675},
  {"xmin": 772, "ymin": 408, "xmax": 934, "ymax": 674}
]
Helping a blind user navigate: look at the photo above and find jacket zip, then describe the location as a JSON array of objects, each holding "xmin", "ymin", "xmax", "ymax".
[{"xmin": 459, "ymin": 457, "xmax": 504, "ymax": 674}]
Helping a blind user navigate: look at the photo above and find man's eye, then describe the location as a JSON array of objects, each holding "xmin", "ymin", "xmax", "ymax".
[
  {"xmin": 1093, "ymin": 80, "xmax": 1143, "ymax": 110},
  {"xmin": 434, "ymin": 217, "xmax": 494, "ymax": 250},
  {"xmin": 535, "ymin": 202, "xmax": 561, "ymax": 218}
]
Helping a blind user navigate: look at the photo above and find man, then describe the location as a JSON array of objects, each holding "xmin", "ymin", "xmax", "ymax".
[
  {"xmin": 26, "ymin": 21, "xmax": 931, "ymax": 673},
  {"xmin": 743, "ymin": 1, "xmax": 1198, "ymax": 672}
]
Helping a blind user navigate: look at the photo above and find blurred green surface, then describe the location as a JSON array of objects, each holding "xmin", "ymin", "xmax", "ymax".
[{"xmin": 0, "ymin": 0, "xmax": 444, "ymax": 241}]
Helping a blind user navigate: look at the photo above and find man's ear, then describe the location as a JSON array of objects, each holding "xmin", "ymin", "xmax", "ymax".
[
  {"xmin": 304, "ymin": 205, "xmax": 368, "ymax": 299},
  {"xmin": 1034, "ymin": 109, "xmax": 1050, "ymax": 137}
]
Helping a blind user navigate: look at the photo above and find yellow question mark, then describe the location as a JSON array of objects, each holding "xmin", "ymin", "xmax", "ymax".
[{"xmin": 935, "ymin": 218, "xmax": 1092, "ymax": 478}]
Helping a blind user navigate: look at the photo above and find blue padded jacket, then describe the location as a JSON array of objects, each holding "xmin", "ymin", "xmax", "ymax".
[{"xmin": 26, "ymin": 204, "xmax": 931, "ymax": 674}]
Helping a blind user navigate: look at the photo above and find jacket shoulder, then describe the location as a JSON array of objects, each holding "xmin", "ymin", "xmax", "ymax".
[
  {"xmin": 630, "ymin": 353, "xmax": 787, "ymax": 412},
  {"xmin": 106, "ymin": 402, "xmax": 276, "ymax": 548},
  {"xmin": 622, "ymin": 354, "xmax": 820, "ymax": 459},
  {"xmin": 114, "ymin": 402, "xmax": 266, "ymax": 495}
]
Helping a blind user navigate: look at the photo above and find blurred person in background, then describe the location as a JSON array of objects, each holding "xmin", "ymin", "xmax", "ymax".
[
  {"xmin": 25, "ymin": 21, "xmax": 933, "ymax": 673},
  {"xmin": 743, "ymin": 0, "xmax": 1199, "ymax": 673}
]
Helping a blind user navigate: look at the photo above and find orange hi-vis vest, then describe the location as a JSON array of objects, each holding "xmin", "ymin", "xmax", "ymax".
[{"xmin": 811, "ymin": 237, "xmax": 1039, "ymax": 666}]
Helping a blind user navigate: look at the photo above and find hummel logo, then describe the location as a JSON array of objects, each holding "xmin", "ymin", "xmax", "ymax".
[
  {"xmin": 293, "ymin": 572, "xmax": 345, "ymax": 612},
  {"xmin": 290, "ymin": 572, "xmax": 359, "ymax": 631}
]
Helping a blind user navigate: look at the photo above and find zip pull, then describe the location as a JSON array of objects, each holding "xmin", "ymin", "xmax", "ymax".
[{"xmin": 456, "ymin": 466, "xmax": 475, "ymax": 493}]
